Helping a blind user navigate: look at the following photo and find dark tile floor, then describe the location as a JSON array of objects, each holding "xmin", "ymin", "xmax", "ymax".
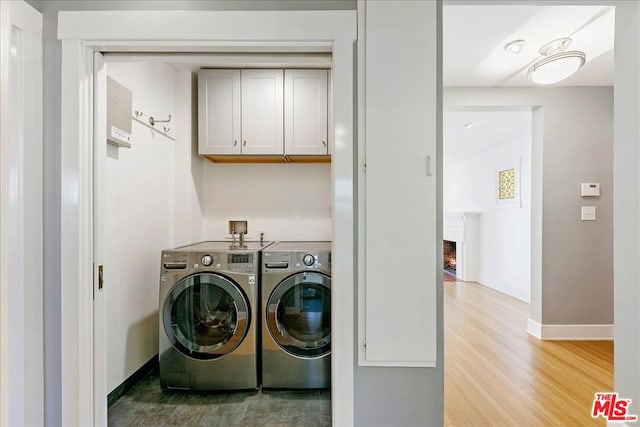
[{"xmin": 108, "ymin": 369, "xmax": 331, "ymax": 427}]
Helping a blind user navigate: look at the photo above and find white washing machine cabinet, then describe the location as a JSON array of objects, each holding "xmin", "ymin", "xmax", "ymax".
[
  {"xmin": 261, "ymin": 241, "xmax": 331, "ymax": 389},
  {"xmin": 159, "ymin": 241, "xmax": 272, "ymax": 390}
]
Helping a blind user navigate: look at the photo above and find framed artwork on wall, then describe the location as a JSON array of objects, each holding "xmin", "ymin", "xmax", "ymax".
[{"xmin": 496, "ymin": 157, "xmax": 522, "ymax": 207}]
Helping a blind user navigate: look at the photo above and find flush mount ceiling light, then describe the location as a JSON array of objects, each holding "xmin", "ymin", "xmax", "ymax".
[
  {"xmin": 527, "ymin": 38, "xmax": 586, "ymax": 85},
  {"xmin": 503, "ymin": 39, "xmax": 526, "ymax": 54}
]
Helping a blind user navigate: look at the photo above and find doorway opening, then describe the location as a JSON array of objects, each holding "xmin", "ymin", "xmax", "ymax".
[
  {"xmin": 97, "ymin": 54, "xmax": 334, "ymax": 425},
  {"xmin": 57, "ymin": 10, "xmax": 356, "ymax": 426},
  {"xmin": 442, "ymin": 108, "xmax": 533, "ymax": 301},
  {"xmin": 442, "ymin": 3, "xmax": 615, "ymax": 425}
]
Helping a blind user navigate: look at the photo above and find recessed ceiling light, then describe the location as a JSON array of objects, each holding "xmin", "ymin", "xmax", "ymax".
[
  {"xmin": 464, "ymin": 122, "xmax": 480, "ymax": 129},
  {"xmin": 503, "ymin": 39, "xmax": 526, "ymax": 54},
  {"xmin": 527, "ymin": 38, "xmax": 586, "ymax": 85}
]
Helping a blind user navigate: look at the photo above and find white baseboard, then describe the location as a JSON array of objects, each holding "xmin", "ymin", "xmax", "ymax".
[
  {"xmin": 527, "ymin": 319, "xmax": 543, "ymax": 339},
  {"xmin": 527, "ymin": 319, "xmax": 613, "ymax": 340},
  {"xmin": 607, "ymin": 422, "xmax": 631, "ymax": 427}
]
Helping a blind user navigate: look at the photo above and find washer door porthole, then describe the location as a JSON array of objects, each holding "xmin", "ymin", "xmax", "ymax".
[
  {"xmin": 163, "ymin": 273, "xmax": 250, "ymax": 360},
  {"xmin": 266, "ymin": 272, "xmax": 331, "ymax": 358}
]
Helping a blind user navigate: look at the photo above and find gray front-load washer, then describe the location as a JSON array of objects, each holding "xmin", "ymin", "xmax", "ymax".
[
  {"xmin": 158, "ymin": 240, "xmax": 272, "ymax": 391},
  {"xmin": 261, "ymin": 241, "xmax": 331, "ymax": 389}
]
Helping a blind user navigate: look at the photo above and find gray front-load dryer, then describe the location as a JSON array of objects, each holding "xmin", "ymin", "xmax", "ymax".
[
  {"xmin": 261, "ymin": 241, "xmax": 331, "ymax": 389},
  {"xmin": 158, "ymin": 241, "xmax": 272, "ymax": 391}
]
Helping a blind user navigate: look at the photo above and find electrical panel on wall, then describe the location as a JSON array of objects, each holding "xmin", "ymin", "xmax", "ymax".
[{"xmin": 107, "ymin": 77, "xmax": 132, "ymax": 148}]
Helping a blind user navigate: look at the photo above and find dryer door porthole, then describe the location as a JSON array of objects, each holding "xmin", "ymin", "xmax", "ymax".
[
  {"xmin": 266, "ymin": 272, "xmax": 331, "ymax": 358},
  {"xmin": 163, "ymin": 273, "xmax": 250, "ymax": 360}
]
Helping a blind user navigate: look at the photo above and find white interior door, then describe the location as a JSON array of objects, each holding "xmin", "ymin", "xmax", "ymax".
[{"xmin": 0, "ymin": 1, "xmax": 43, "ymax": 425}]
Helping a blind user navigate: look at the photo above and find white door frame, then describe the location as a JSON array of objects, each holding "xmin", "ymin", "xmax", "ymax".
[
  {"xmin": 0, "ymin": 1, "xmax": 43, "ymax": 426},
  {"xmin": 58, "ymin": 10, "xmax": 356, "ymax": 426}
]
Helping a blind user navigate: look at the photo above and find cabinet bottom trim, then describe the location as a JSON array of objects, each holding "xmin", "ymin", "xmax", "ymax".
[{"xmin": 203, "ymin": 154, "xmax": 331, "ymax": 164}]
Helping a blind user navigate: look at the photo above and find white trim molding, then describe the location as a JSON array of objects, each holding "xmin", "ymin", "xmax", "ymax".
[
  {"xmin": 527, "ymin": 319, "xmax": 613, "ymax": 340},
  {"xmin": 58, "ymin": 10, "xmax": 356, "ymax": 427},
  {"xmin": 607, "ymin": 422, "xmax": 632, "ymax": 427},
  {"xmin": 0, "ymin": 1, "xmax": 43, "ymax": 425}
]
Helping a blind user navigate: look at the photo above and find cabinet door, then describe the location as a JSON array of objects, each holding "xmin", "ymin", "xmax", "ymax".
[
  {"xmin": 198, "ymin": 69, "xmax": 241, "ymax": 155},
  {"xmin": 241, "ymin": 70, "xmax": 284, "ymax": 155},
  {"xmin": 284, "ymin": 69, "xmax": 328, "ymax": 155}
]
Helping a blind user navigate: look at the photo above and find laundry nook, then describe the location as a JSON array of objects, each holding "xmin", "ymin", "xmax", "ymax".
[{"xmin": 99, "ymin": 52, "xmax": 336, "ymax": 422}]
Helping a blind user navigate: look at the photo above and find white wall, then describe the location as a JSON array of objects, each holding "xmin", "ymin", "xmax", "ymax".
[
  {"xmin": 104, "ymin": 62, "xmax": 177, "ymax": 393},
  {"xmin": 444, "ymin": 111, "xmax": 532, "ymax": 302},
  {"xmin": 201, "ymin": 163, "xmax": 331, "ymax": 241},
  {"xmin": 173, "ymin": 70, "xmax": 204, "ymax": 247}
]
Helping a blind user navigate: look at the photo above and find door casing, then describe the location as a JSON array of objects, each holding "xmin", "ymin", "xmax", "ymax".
[{"xmin": 58, "ymin": 10, "xmax": 356, "ymax": 427}]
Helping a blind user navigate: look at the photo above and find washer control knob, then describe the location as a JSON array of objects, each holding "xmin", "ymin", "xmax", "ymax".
[
  {"xmin": 201, "ymin": 254, "xmax": 213, "ymax": 266},
  {"xmin": 303, "ymin": 254, "xmax": 315, "ymax": 266}
]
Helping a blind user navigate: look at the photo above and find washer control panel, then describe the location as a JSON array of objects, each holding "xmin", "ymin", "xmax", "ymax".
[
  {"xmin": 161, "ymin": 249, "xmax": 259, "ymax": 274},
  {"xmin": 191, "ymin": 252, "xmax": 257, "ymax": 272}
]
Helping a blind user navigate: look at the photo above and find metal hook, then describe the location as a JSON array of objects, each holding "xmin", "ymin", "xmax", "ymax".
[
  {"xmin": 148, "ymin": 114, "xmax": 171, "ymax": 126},
  {"xmin": 163, "ymin": 126, "xmax": 170, "ymax": 133},
  {"xmin": 134, "ymin": 110, "xmax": 144, "ymax": 118}
]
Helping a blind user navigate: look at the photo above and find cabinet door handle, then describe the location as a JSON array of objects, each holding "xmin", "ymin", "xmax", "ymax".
[
  {"xmin": 322, "ymin": 140, "xmax": 327, "ymax": 147},
  {"xmin": 233, "ymin": 140, "xmax": 238, "ymax": 146},
  {"xmin": 243, "ymin": 139, "xmax": 247, "ymax": 147}
]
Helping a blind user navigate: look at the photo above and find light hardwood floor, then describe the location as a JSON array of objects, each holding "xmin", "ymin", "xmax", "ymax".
[{"xmin": 445, "ymin": 281, "xmax": 613, "ymax": 426}]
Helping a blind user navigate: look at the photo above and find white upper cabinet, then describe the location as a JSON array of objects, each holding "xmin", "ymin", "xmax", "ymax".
[
  {"xmin": 198, "ymin": 68, "xmax": 329, "ymax": 161},
  {"xmin": 284, "ymin": 69, "xmax": 328, "ymax": 155},
  {"xmin": 241, "ymin": 69, "xmax": 284, "ymax": 155},
  {"xmin": 198, "ymin": 69, "xmax": 241, "ymax": 155}
]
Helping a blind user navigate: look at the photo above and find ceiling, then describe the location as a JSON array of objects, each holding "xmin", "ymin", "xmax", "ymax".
[
  {"xmin": 444, "ymin": 110, "xmax": 531, "ymax": 163},
  {"xmin": 443, "ymin": 5, "xmax": 615, "ymax": 87}
]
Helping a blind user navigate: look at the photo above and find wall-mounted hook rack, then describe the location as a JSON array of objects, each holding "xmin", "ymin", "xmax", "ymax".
[
  {"xmin": 132, "ymin": 114, "xmax": 175, "ymax": 141},
  {"xmin": 149, "ymin": 114, "xmax": 171, "ymax": 126}
]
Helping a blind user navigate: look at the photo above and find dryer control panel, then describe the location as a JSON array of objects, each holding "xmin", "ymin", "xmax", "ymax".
[{"xmin": 263, "ymin": 250, "xmax": 331, "ymax": 273}]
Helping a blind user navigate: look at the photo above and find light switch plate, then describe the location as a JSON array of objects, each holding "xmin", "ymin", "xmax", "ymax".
[
  {"xmin": 581, "ymin": 182, "xmax": 601, "ymax": 197},
  {"xmin": 581, "ymin": 206, "xmax": 597, "ymax": 221}
]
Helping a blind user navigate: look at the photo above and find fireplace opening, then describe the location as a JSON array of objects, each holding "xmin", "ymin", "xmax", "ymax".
[{"xmin": 443, "ymin": 240, "xmax": 457, "ymax": 275}]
